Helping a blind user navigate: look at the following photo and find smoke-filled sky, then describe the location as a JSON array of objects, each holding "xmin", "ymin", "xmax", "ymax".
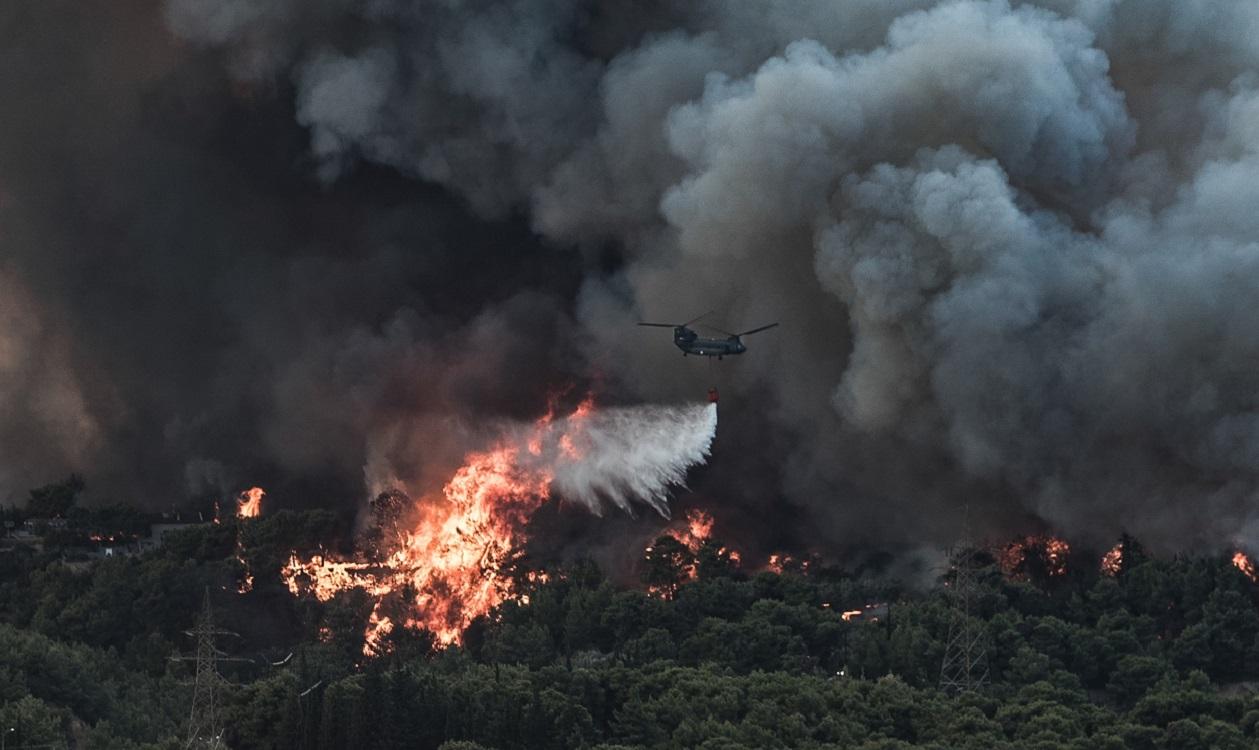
[{"xmin": 6, "ymin": 0, "xmax": 1259, "ymax": 555}]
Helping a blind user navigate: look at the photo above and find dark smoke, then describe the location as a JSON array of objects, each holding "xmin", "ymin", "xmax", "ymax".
[{"xmin": 6, "ymin": 0, "xmax": 1259, "ymax": 557}]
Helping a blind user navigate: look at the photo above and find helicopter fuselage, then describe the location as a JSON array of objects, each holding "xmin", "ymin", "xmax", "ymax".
[{"xmin": 673, "ymin": 326, "xmax": 746, "ymax": 358}]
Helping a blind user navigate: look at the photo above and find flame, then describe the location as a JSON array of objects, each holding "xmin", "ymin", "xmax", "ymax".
[
  {"xmin": 233, "ymin": 486, "xmax": 265, "ymax": 593},
  {"xmin": 1101, "ymin": 543, "xmax": 1123, "ymax": 576},
  {"xmin": 764, "ymin": 553, "xmax": 811, "ymax": 575},
  {"xmin": 1234, "ymin": 551, "xmax": 1257, "ymax": 582},
  {"xmin": 1044, "ymin": 537, "xmax": 1070, "ymax": 576},
  {"xmin": 364, "ymin": 610, "xmax": 394, "ymax": 655},
  {"xmin": 237, "ymin": 487, "xmax": 264, "ymax": 518},
  {"xmin": 283, "ymin": 397, "xmax": 597, "ymax": 651},
  {"xmin": 840, "ymin": 603, "xmax": 887, "ymax": 623},
  {"xmin": 644, "ymin": 509, "xmax": 741, "ymax": 599},
  {"xmin": 684, "ymin": 509, "xmax": 714, "ymax": 542},
  {"xmin": 999, "ymin": 535, "xmax": 1070, "ymax": 579},
  {"xmin": 667, "ymin": 508, "xmax": 714, "ymax": 549}
]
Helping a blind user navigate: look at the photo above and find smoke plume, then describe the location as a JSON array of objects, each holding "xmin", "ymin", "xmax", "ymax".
[{"xmin": 7, "ymin": 0, "xmax": 1259, "ymax": 556}]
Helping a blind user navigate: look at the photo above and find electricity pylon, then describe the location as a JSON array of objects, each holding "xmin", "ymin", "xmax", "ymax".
[
  {"xmin": 939, "ymin": 513, "xmax": 989, "ymax": 693},
  {"xmin": 173, "ymin": 589, "xmax": 243, "ymax": 749}
]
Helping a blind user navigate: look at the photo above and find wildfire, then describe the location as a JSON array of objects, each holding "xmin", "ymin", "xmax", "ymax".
[
  {"xmin": 364, "ymin": 610, "xmax": 394, "ymax": 654},
  {"xmin": 233, "ymin": 486, "xmax": 265, "ymax": 593},
  {"xmin": 237, "ymin": 487, "xmax": 264, "ymax": 518},
  {"xmin": 839, "ymin": 603, "xmax": 888, "ymax": 623},
  {"xmin": 998, "ymin": 535, "xmax": 1070, "ymax": 579},
  {"xmin": 1101, "ymin": 544, "xmax": 1123, "ymax": 576},
  {"xmin": 667, "ymin": 508, "xmax": 714, "ymax": 549},
  {"xmin": 1043, "ymin": 537, "xmax": 1070, "ymax": 576},
  {"xmin": 643, "ymin": 509, "xmax": 742, "ymax": 599},
  {"xmin": 765, "ymin": 553, "xmax": 812, "ymax": 575},
  {"xmin": 1233, "ymin": 551, "xmax": 1258, "ymax": 582},
  {"xmin": 283, "ymin": 397, "xmax": 596, "ymax": 652}
]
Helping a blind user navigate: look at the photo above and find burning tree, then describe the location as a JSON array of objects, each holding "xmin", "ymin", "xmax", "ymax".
[
  {"xmin": 641, "ymin": 536, "xmax": 695, "ymax": 600},
  {"xmin": 236, "ymin": 487, "xmax": 264, "ymax": 519},
  {"xmin": 283, "ymin": 397, "xmax": 718, "ymax": 653},
  {"xmin": 998, "ymin": 535, "xmax": 1071, "ymax": 583},
  {"xmin": 1101, "ymin": 534, "xmax": 1148, "ymax": 578},
  {"xmin": 640, "ymin": 508, "xmax": 742, "ymax": 599},
  {"xmin": 1234, "ymin": 551, "xmax": 1258, "ymax": 583}
]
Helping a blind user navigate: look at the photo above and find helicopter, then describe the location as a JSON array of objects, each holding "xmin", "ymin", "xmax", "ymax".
[{"xmin": 638, "ymin": 313, "xmax": 779, "ymax": 360}]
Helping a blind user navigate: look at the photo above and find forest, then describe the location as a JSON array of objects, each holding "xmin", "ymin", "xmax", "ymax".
[{"xmin": 5, "ymin": 478, "xmax": 1259, "ymax": 749}]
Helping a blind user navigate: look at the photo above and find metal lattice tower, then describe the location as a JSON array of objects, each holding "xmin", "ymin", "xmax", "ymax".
[
  {"xmin": 173, "ymin": 589, "xmax": 239, "ymax": 749},
  {"xmin": 939, "ymin": 513, "xmax": 989, "ymax": 694}
]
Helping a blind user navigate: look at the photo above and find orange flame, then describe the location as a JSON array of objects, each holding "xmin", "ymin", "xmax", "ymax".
[
  {"xmin": 644, "ymin": 509, "xmax": 741, "ymax": 599},
  {"xmin": 764, "ymin": 553, "xmax": 811, "ymax": 575},
  {"xmin": 283, "ymin": 397, "xmax": 594, "ymax": 651},
  {"xmin": 666, "ymin": 508, "xmax": 714, "ymax": 549},
  {"xmin": 1044, "ymin": 537, "xmax": 1070, "ymax": 576},
  {"xmin": 233, "ymin": 486, "xmax": 265, "ymax": 592},
  {"xmin": 237, "ymin": 487, "xmax": 264, "ymax": 518},
  {"xmin": 364, "ymin": 610, "xmax": 394, "ymax": 654},
  {"xmin": 1233, "ymin": 551, "xmax": 1257, "ymax": 582},
  {"xmin": 999, "ymin": 535, "xmax": 1070, "ymax": 579},
  {"xmin": 1101, "ymin": 543, "xmax": 1123, "ymax": 576},
  {"xmin": 840, "ymin": 602, "xmax": 888, "ymax": 623}
]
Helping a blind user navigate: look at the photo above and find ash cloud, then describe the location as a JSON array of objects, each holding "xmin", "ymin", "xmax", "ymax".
[{"xmin": 8, "ymin": 0, "xmax": 1259, "ymax": 557}]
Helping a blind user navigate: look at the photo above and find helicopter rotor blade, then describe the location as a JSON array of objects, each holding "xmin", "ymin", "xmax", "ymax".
[
  {"xmin": 697, "ymin": 323, "xmax": 737, "ymax": 337},
  {"xmin": 736, "ymin": 322, "xmax": 779, "ymax": 337},
  {"xmin": 637, "ymin": 322, "xmax": 680, "ymax": 327},
  {"xmin": 682, "ymin": 310, "xmax": 715, "ymax": 327}
]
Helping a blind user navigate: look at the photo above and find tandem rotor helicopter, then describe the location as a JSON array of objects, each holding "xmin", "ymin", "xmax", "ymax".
[
  {"xmin": 638, "ymin": 312, "xmax": 779, "ymax": 360},
  {"xmin": 638, "ymin": 313, "xmax": 779, "ymax": 403}
]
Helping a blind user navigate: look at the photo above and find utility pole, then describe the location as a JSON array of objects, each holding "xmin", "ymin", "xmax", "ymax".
[
  {"xmin": 939, "ymin": 508, "xmax": 989, "ymax": 693},
  {"xmin": 173, "ymin": 589, "xmax": 243, "ymax": 749}
]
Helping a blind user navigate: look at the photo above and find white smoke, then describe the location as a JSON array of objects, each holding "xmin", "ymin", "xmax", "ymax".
[
  {"xmin": 145, "ymin": 0, "xmax": 1259, "ymax": 551},
  {"xmin": 533, "ymin": 402, "xmax": 717, "ymax": 517}
]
